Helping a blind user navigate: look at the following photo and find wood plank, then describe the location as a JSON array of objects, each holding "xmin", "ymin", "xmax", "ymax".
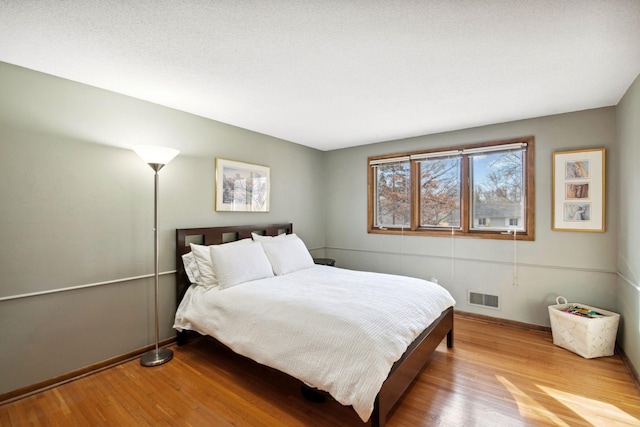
[
  {"xmin": 0, "ymin": 337, "xmax": 175, "ymax": 404},
  {"xmin": 1, "ymin": 315, "xmax": 639, "ymax": 426}
]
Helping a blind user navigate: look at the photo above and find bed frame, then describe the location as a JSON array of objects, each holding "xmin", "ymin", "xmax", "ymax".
[{"xmin": 175, "ymin": 223, "xmax": 454, "ymax": 427}]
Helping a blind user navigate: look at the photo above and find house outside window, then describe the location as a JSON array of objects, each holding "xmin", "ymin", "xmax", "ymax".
[{"xmin": 368, "ymin": 137, "xmax": 534, "ymax": 241}]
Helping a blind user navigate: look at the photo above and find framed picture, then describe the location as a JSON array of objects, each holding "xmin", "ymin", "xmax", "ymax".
[
  {"xmin": 215, "ymin": 158, "xmax": 270, "ymax": 212},
  {"xmin": 552, "ymin": 148, "xmax": 605, "ymax": 232}
]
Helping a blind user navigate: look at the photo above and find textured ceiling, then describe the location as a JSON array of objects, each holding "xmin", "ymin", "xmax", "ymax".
[{"xmin": 1, "ymin": 1, "xmax": 639, "ymax": 151}]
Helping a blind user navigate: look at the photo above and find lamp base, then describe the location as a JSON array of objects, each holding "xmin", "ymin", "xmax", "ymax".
[{"xmin": 140, "ymin": 347, "xmax": 173, "ymax": 367}]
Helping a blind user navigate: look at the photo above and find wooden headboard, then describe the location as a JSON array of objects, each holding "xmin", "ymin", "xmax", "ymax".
[{"xmin": 175, "ymin": 223, "xmax": 293, "ymax": 308}]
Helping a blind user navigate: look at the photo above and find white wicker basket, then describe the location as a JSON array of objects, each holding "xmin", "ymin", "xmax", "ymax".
[{"xmin": 548, "ymin": 296, "xmax": 620, "ymax": 359}]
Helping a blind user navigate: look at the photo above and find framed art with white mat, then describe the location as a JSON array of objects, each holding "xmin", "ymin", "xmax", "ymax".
[{"xmin": 552, "ymin": 148, "xmax": 605, "ymax": 232}]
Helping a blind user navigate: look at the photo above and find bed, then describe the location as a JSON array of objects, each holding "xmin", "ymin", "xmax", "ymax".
[{"xmin": 174, "ymin": 223, "xmax": 455, "ymax": 427}]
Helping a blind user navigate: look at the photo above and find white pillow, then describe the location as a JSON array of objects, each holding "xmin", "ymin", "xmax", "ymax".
[
  {"xmin": 211, "ymin": 241, "xmax": 274, "ymax": 290},
  {"xmin": 190, "ymin": 239, "xmax": 253, "ymax": 289},
  {"xmin": 251, "ymin": 232, "xmax": 294, "ymax": 242},
  {"xmin": 190, "ymin": 243, "xmax": 216, "ymax": 289},
  {"xmin": 260, "ymin": 235, "xmax": 315, "ymax": 276},
  {"xmin": 181, "ymin": 252, "xmax": 201, "ymax": 285}
]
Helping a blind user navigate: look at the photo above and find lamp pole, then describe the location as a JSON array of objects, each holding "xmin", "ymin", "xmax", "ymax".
[
  {"xmin": 140, "ymin": 163, "xmax": 173, "ymax": 366},
  {"xmin": 133, "ymin": 146, "xmax": 179, "ymax": 367}
]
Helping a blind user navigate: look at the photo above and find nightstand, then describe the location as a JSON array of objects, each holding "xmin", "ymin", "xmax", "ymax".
[{"xmin": 313, "ymin": 257, "xmax": 335, "ymax": 266}]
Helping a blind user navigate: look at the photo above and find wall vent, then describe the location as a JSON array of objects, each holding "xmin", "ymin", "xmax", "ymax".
[{"xmin": 468, "ymin": 291, "xmax": 500, "ymax": 309}]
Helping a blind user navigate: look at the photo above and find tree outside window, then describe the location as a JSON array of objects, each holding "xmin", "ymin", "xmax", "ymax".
[
  {"xmin": 419, "ymin": 157, "xmax": 461, "ymax": 228},
  {"xmin": 373, "ymin": 161, "xmax": 410, "ymax": 228}
]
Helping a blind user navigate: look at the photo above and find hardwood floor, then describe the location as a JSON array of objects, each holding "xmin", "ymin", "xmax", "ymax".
[{"xmin": 2, "ymin": 315, "xmax": 640, "ymax": 426}]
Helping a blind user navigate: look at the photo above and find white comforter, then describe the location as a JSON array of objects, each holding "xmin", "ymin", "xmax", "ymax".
[{"xmin": 174, "ymin": 266, "xmax": 455, "ymax": 422}]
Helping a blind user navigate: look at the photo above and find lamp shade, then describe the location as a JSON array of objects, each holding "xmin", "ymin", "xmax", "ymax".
[{"xmin": 132, "ymin": 145, "xmax": 180, "ymax": 166}]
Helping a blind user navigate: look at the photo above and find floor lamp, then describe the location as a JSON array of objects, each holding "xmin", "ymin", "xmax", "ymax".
[{"xmin": 133, "ymin": 145, "xmax": 179, "ymax": 367}]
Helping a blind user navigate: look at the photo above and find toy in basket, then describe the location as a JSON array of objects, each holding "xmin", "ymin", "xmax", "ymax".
[{"xmin": 548, "ymin": 296, "xmax": 620, "ymax": 359}]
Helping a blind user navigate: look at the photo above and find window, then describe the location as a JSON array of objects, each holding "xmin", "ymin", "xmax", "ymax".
[
  {"xmin": 371, "ymin": 158, "xmax": 410, "ymax": 228},
  {"xmin": 469, "ymin": 146, "xmax": 525, "ymax": 232},
  {"xmin": 368, "ymin": 137, "xmax": 534, "ymax": 240},
  {"xmin": 417, "ymin": 154, "xmax": 461, "ymax": 228}
]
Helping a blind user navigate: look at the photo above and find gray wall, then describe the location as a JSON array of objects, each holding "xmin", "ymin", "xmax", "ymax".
[
  {"xmin": 1, "ymin": 59, "xmax": 638, "ymax": 396},
  {"xmin": 616, "ymin": 73, "xmax": 640, "ymax": 372},
  {"xmin": 0, "ymin": 62, "xmax": 325, "ymax": 395},
  {"xmin": 324, "ymin": 108, "xmax": 618, "ymax": 328}
]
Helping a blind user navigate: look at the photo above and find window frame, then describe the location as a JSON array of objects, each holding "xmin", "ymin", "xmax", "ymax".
[
  {"xmin": 371, "ymin": 158, "xmax": 411, "ymax": 228},
  {"xmin": 367, "ymin": 137, "xmax": 535, "ymax": 241}
]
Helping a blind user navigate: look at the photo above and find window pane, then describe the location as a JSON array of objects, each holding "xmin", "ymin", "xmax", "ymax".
[
  {"xmin": 374, "ymin": 162, "xmax": 410, "ymax": 227},
  {"xmin": 419, "ymin": 157, "xmax": 461, "ymax": 227},
  {"xmin": 471, "ymin": 151, "xmax": 524, "ymax": 230}
]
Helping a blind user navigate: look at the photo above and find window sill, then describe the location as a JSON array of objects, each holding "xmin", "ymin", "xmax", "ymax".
[{"xmin": 368, "ymin": 227, "xmax": 534, "ymax": 241}]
